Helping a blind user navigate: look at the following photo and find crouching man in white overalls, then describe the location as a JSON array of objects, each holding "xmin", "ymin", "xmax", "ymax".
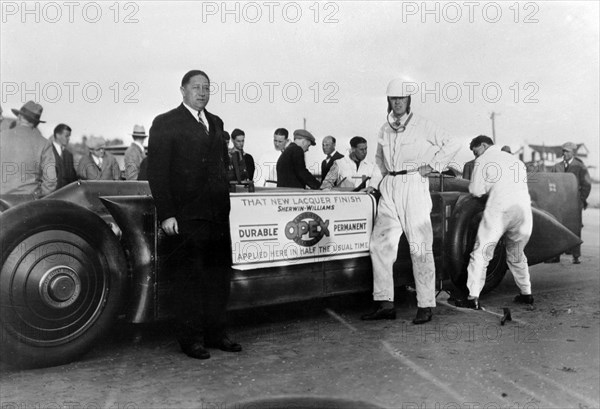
[
  {"xmin": 455, "ymin": 135, "xmax": 534, "ymax": 309},
  {"xmin": 361, "ymin": 78, "xmax": 460, "ymax": 324}
]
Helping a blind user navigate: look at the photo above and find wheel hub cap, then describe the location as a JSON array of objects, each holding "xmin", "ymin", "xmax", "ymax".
[{"xmin": 39, "ymin": 266, "xmax": 81, "ymax": 308}]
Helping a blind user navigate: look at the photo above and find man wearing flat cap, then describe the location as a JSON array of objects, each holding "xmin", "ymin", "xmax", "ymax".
[
  {"xmin": 0, "ymin": 101, "xmax": 56, "ymax": 198},
  {"xmin": 276, "ymin": 129, "xmax": 320, "ymax": 189},
  {"xmin": 549, "ymin": 141, "xmax": 592, "ymax": 264},
  {"xmin": 77, "ymin": 136, "xmax": 121, "ymax": 180},
  {"xmin": 124, "ymin": 124, "xmax": 148, "ymax": 180}
]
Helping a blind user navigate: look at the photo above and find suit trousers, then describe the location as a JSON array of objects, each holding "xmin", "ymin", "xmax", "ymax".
[{"xmin": 170, "ymin": 220, "xmax": 233, "ymax": 343}]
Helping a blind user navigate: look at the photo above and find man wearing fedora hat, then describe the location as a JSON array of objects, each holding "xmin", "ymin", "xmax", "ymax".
[
  {"xmin": 276, "ymin": 129, "xmax": 320, "ymax": 189},
  {"xmin": 0, "ymin": 101, "xmax": 56, "ymax": 198},
  {"xmin": 77, "ymin": 136, "xmax": 121, "ymax": 181},
  {"xmin": 549, "ymin": 142, "xmax": 592, "ymax": 264},
  {"xmin": 124, "ymin": 124, "xmax": 148, "ymax": 180}
]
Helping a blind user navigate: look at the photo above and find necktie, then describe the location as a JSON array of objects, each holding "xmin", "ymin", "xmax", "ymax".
[
  {"xmin": 564, "ymin": 161, "xmax": 569, "ymax": 171},
  {"xmin": 326, "ymin": 154, "xmax": 332, "ymax": 162},
  {"xmin": 198, "ymin": 112, "xmax": 208, "ymax": 133},
  {"xmin": 98, "ymin": 158, "xmax": 103, "ymax": 169}
]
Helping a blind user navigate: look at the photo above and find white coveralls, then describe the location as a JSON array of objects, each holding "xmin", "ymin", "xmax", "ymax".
[
  {"xmin": 368, "ymin": 113, "xmax": 460, "ymax": 307},
  {"xmin": 467, "ymin": 145, "xmax": 532, "ymax": 298}
]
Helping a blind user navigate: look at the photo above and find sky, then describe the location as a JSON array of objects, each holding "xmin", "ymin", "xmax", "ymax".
[{"xmin": 1, "ymin": 1, "xmax": 599, "ymax": 176}]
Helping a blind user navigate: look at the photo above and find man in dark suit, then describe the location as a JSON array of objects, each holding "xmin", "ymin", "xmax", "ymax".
[
  {"xmin": 549, "ymin": 142, "xmax": 592, "ymax": 264},
  {"xmin": 321, "ymin": 135, "xmax": 344, "ymax": 181},
  {"xmin": 50, "ymin": 124, "xmax": 77, "ymax": 189},
  {"xmin": 147, "ymin": 69, "xmax": 241, "ymax": 360},
  {"xmin": 276, "ymin": 129, "xmax": 321, "ymax": 189},
  {"xmin": 228, "ymin": 128, "xmax": 255, "ymax": 182}
]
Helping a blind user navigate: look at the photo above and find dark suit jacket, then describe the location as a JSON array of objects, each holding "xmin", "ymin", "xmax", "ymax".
[
  {"xmin": 551, "ymin": 157, "xmax": 592, "ymax": 209},
  {"xmin": 462, "ymin": 159, "xmax": 475, "ymax": 180},
  {"xmin": 321, "ymin": 151, "xmax": 344, "ymax": 180},
  {"xmin": 147, "ymin": 104, "xmax": 230, "ymax": 223},
  {"xmin": 277, "ymin": 143, "xmax": 320, "ymax": 189},
  {"xmin": 52, "ymin": 145, "xmax": 77, "ymax": 189}
]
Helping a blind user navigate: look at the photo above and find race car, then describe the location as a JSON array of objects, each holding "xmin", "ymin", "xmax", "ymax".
[{"xmin": 0, "ymin": 172, "xmax": 581, "ymax": 368}]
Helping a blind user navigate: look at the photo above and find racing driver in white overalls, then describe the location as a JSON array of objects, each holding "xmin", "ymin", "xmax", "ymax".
[{"xmin": 362, "ymin": 78, "xmax": 460, "ymax": 324}]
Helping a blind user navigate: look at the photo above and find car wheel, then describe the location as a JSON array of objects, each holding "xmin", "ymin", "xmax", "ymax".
[
  {"xmin": 448, "ymin": 196, "xmax": 508, "ymax": 295},
  {"xmin": 0, "ymin": 200, "xmax": 126, "ymax": 368}
]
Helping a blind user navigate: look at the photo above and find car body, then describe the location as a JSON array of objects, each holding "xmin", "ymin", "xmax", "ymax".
[{"xmin": 0, "ymin": 173, "xmax": 582, "ymax": 368}]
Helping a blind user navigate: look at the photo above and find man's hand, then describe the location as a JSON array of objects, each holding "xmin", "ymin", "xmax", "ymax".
[
  {"xmin": 364, "ymin": 186, "xmax": 377, "ymax": 194},
  {"xmin": 161, "ymin": 217, "xmax": 179, "ymax": 235},
  {"xmin": 418, "ymin": 165, "xmax": 433, "ymax": 177}
]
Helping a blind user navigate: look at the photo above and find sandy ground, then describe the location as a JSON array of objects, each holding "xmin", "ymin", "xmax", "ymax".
[{"xmin": 1, "ymin": 209, "xmax": 599, "ymax": 409}]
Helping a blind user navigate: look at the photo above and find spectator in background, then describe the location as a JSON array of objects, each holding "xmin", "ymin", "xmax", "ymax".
[
  {"xmin": 124, "ymin": 124, "xmax": 147, "ymax": 180},
  {"xmin": 549, "ymin": 142, "xmax": 592, "ymax": 264},
  {"xmin": 276, "ymin": 129, "xmax": 320, "ymax": 189},
  {"xmin": 321, "ymin": 135, "xmax": 344, "ymax": 181},
  {"xmin": 256, "ymin": 128, "xmax": 289, "ymax": 187},
  {"xmin": 228, "ymin": 128, "xmax": 255, "ymax": 182},
  {"xmin": 0, "ymin": 105, "xmax": 17, "ymax": 131},
  {"xmin": 321, "ymin": 136, "xmax": 374, "ymax": 190},
  {"xmin": 77, "ymin": 136, "xmax": 121, "ymax": 180},
  {"xmin": 0, "ymin": 101, "xmax": 56, "ymax": 198},
  {"xmin": 51, "ymin": 124, "xmax": 77, "ymax": 189},
  {"xmin": 501, "ymin": 145, "xmax": 512, "ymax": 153}
]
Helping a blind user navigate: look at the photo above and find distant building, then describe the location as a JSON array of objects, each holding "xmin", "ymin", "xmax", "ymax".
[{"xmin": 523, "ymin": 143, "xmax": 591, "ymax": 174}]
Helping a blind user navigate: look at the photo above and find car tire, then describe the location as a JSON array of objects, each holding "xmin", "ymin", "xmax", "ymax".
[
  {"xmin": 0, "ymin": 200, "xmax": 127, "ymax": 368},
  {"xmin": 448, "ymin": 195, "xmax": 508, "ymax": 295}
]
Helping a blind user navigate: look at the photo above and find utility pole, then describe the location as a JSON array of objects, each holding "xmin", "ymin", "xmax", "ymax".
[{"xmin": 490, "ymin": 112, "xmax": 499, "ymax": 144}]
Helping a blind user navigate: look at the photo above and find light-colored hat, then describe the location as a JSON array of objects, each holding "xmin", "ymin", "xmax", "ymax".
[
  {"xmin": 12, "ymin": 101, "xmax": 46, "ymax": 124},
  {"xmin": 86, "ymin": 136, "xmax": 107, "ymax": 150},
  {"xmin": 293, "ymin": 129, "xmax": 316, "ymax": 146},
  {"xmin": 561, "ymin": 142, "xmax": 577, "ymax": 152},
  {"xmin": 131, "ymin": 124, "xmax": 147, "ymax": 138},
  {"xmin": 386, "ymin": 78, "xmax": 417, "ymax": 97}
]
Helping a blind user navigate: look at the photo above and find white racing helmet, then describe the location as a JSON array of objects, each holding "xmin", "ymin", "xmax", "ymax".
[{"xmin": 386, "ymin": 78, "xmax": 417, "ymax": 97}]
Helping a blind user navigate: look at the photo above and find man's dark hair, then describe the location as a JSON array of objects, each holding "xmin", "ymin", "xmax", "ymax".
[
  {"xmin": 325, "ymin": 136, "xmax": 337, "ymax": 144},
  {"xmin": 53, "ymin": 123, "xmax": 71, "ymax": 136},
  {"xmin": 350, "ymin": 136, "xmax": 367, "ymax": 147},
  {"xmin": 231, "ymin": 128, "xmax": 245, "ymax": 139},
  {"xmin": 469, "ymin": 135, "xmax": 494, "ymax": 150},
  {"xmin": 181, "ymin": 70, "xmax": 210, "ymax": 86},
  {"xmin": 274, "ymin": 128, "xmax": 289, "ymax": 139}
]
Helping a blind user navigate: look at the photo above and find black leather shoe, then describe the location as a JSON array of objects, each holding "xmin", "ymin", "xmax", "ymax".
[
  {"xmin": 180, "ymin": 341, "xmax": 211, "ymax": 360},
  {"xmin": 573, "ymin": 257, "xmax": 581, "ymax": 264},
  {"xmin": 205, "ymin": 336, "xmax": 242, "ymax": 352},
  {"xmin": 514, "ymin": 294, "xmax": 534, "ymax": 305},
  {"xmin": 412, "ymin": 307, "xmax": 432, "ymax": 324},
  {"xmin": 454, "ymin": 298, "xmax": 480, "ymax": 310},
  {"xmin": 360, "ymin": 306, "xmax": 396, "ymax": 320}
]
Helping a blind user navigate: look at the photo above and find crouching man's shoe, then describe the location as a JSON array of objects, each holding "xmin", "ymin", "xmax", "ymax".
[
  {"xmin": 454, "ymin": 298, "xmax": 480, "ymax": 310},
  {"xmin": 205, "ymin": 336, "xmax": 242, "ymax": 352},
  {"xmin": 179, "ymin": 341, "xmax": 211, "ymax": 360},
  {"xmin": 573, "ymin": 257, "xmax": 581, "ymax": 264},
  {"xmin": 412, "ymin": 307, "xmax": 432, "ymax": 325},
  {"xmin": 361, "ymin": 305, "xmax": 396, "ymax": 320},
  {"xmin": 513, "ymin": 294, "xmax": 534, "ymax": 305}
]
